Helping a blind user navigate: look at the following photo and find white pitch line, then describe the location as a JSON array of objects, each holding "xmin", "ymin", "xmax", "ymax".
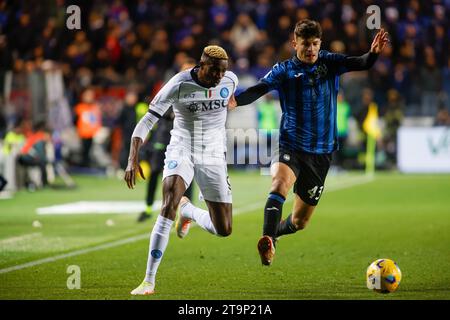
[
  {"xmin": 0, "ymin": 234, "xmax": 150, "ymax": 274},
  {"xmin": 36, "ymin": 201, "xmax": 147, "ymax": 215},
  {"xmin": 0, "ymin": 175, "xmax": 374, "ymax": 275},
  {"xmin": 326, "ymin": 174, "xmax": 374, "ymax": 191},
  {"xmin": 0, "ymin": 233, "xmax": 42, "ymax": 246}
]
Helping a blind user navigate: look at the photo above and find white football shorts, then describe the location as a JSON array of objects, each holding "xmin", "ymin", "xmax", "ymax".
[{"xmin": 162, "ymin": 144, "xmax": 232, "ymax": 203}]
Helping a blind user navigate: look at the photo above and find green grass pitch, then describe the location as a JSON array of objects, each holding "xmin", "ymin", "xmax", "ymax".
[{"xmin": 0, "ymin": 171, "xmax": 449, "ymax": 300}]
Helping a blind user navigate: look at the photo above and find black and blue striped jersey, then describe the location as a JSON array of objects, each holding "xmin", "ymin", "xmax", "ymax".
[
  {"xmin": 261, "ymin": 50, "xmax": 352, "ymax": 154},
  {"xmin": 236, "ymin": 50, "xmax": 378, "ymax": 154}
]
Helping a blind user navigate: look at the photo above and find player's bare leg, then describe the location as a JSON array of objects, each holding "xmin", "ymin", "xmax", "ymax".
[
  {"xmin": 270, "ymin": 162, "xmax": 297, "ymax": 197},
  {"xmin": 276, "ymin": 194, "xmax": 316, "ymax": 236},
  {"xmin": 177, "ymin": 196, "xmax": 232, "ymax": 237},
  {"xmin": 205, "ymin": 200, "xmax": 232, "ymax": 237},
  {"xmin": 258, "ymin": 162, "xmax": 296, "ymax": 266},
  {"xmin": 131, "ymin": 175, "xmax": 186, "ymax": 295},
  {"xmin": 160, "ymin": 175, "xmax": 187, "ymax": 220}
]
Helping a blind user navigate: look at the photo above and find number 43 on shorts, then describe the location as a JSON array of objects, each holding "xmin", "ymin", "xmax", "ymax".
[{"xmin": 308, "ymin": 185, "xmax": 324, "ymax": 200}]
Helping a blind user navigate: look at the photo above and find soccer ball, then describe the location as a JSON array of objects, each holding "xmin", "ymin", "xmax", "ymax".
[
  {"xmin": 366, "ymin": 258, "xmax": 402, "ymax": 293},
  {"xmin": 138, "ymin": 160, "xmax": 150, "ymax": 180}
]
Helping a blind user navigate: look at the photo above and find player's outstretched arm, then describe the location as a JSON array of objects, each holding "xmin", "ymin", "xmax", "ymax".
[
  {"xmin": 233, "ymin": 82, "xmax": 270, "ymax": 107},
  {"xmin": 343, "ymin": 29, "xmax": 390, "ymax": 71}
]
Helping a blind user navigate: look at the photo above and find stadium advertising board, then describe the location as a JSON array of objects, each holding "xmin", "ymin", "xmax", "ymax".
[{"xmin": 398, "ymin": 127, "xmax": 450, "ymax": 173}]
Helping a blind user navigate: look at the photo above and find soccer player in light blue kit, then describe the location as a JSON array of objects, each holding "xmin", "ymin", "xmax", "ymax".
[{"xmin": 229, "ymin": 20, "xmax": 389, "ymax": 265}]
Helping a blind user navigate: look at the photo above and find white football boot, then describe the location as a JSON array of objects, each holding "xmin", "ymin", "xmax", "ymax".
[
  {"xmin": 130, "ymin": 280, "xmax": 155, "ymax": 295},
  {"xmin": 176, "ymin": 196, "xmax": 192, "ymax": 239}
]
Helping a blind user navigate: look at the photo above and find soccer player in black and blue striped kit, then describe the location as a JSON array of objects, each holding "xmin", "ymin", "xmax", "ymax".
[{"xmin": 229, "ymin": 20, "xmax": 389, "ymax": 266}]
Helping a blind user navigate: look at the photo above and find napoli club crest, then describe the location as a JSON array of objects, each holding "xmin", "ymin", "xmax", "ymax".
[
  {"xmin": 168, "ymin": 160, "xmax": 178, "ymax": 169},
  {"xmin": 220, "ymin": 87, "xmax": 229, "ymax": 98},
  {"xmin": 151, "ymin": 249, "xmax": 162, "ymax": 259}
]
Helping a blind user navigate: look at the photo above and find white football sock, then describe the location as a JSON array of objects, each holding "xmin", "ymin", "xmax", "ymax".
[
  {"xmin": 144, "ymin": 215, "xmax": 173, "ymax": 284},
  {"xmin": 181, "ymin": 202, "xmax": 217, "ymax": 235}
]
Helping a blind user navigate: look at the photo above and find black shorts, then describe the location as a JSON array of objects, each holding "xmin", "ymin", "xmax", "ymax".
[{"xmin": 272, "ymin": 148, "xmax": 332, "ymax": 206}]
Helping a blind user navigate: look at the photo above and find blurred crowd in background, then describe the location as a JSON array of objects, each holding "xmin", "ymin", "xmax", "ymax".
[{"xmin": 1, "ymin": 0, "xmax": 450, "ymax": 194}]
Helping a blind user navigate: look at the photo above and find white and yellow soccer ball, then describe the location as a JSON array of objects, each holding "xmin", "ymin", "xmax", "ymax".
[{"xmin": 366, "ymin": 258, "xmax": 402, "ymax": 293}]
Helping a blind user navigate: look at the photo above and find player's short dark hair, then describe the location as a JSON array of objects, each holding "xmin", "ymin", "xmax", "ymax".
[{"xmin": 294, "ymin": 19, "xmax": 322, "ymax": 39}]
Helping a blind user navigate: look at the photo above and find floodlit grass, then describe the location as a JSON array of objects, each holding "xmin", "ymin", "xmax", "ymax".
[{"xmin": 0, "ymin": 171, "xmax": 449, "ymax": 299}]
